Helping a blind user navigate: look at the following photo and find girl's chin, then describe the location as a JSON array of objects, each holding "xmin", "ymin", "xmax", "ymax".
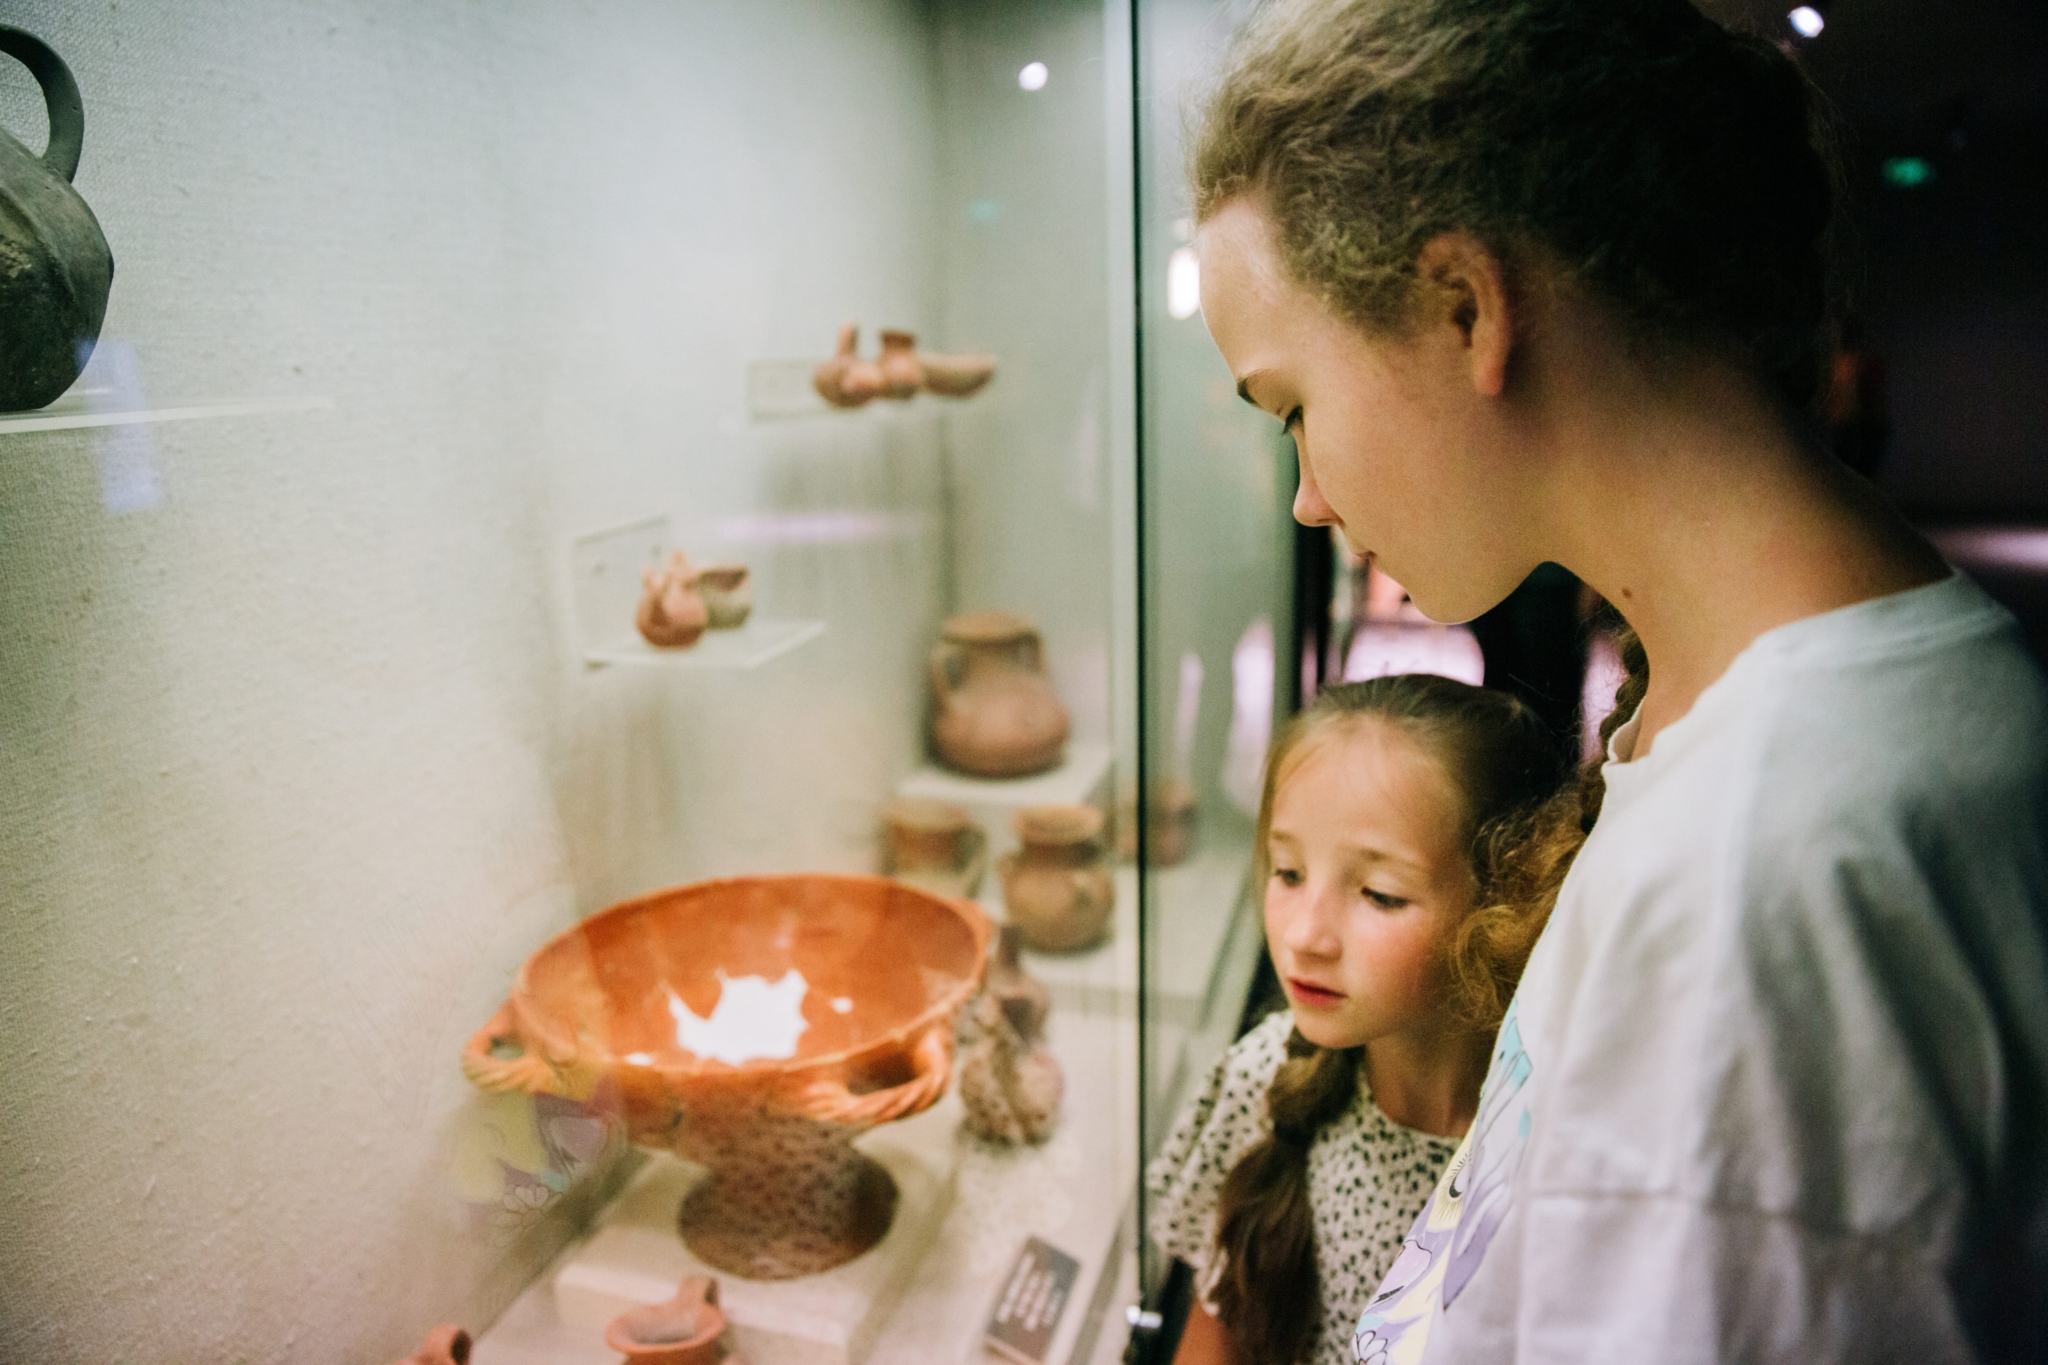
[{"xmin": 1289, "ymin": 1011, "xmax": 1368, "ymax": 1051}]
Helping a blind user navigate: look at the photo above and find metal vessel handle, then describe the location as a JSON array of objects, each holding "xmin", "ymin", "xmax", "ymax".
[{"xmin": 0, "ymin": 26, "xmax": 85, "ymax": 182}]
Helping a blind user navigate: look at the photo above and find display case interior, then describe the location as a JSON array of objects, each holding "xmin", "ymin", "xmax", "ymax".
[{"xmin": 0, "ymin": 1, "xmax": 1285, "ymax": 1362}]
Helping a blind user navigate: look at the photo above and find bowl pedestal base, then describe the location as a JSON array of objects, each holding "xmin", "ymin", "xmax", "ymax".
[{"xmin": 553, "ymin": 1106, "xmax": 961, "ymax": 1365}]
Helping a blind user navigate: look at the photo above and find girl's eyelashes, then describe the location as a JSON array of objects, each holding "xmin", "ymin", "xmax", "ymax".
[
  {"xmin": 1270, "ymin": 865, "xmax": 1304, "ymax": 888},
  {"xmin": 1363, "ymin": 887, "xmax": 1410, "ymax": 910}
]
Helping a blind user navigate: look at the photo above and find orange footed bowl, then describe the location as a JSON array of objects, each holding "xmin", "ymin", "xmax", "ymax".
[{"xmin": 463, "ymin": 874, "xmax": 991, "ymax": 1279}]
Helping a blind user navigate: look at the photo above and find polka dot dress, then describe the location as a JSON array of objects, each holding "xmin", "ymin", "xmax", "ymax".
[{"xmin": 1145, "ymin": 1012, "xmax": 1460, "ymax": 1365}]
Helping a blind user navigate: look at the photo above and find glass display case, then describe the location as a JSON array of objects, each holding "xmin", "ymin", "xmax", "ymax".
[{"xmin": 0, "ymin": 2, "xmax": 1286, "ymax": 1363}]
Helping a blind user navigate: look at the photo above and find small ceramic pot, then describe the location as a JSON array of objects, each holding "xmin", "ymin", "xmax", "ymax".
[
  {"xmin": 637, "ymin": 550, "xmax": 708, "ymax": 649},
  {"xmin": 605, "ymin": 1276, "xmax": 742, "ymax": 1365},
  {"xmin": 1116, "ymin": 778, "xmax": 1197, "ymax": 867},
  {"xmin": 877, "ymin": 328, "xmax": 924, "ymax": 400},
  {"xmin": 881, "ymin": 798, "xmax": 987, "ymax": 899},
  {"xmin": 929, "ymin": 610, "xmax": 1071, "ymax": 778},
  {"xmin": 697, "ymin": 564, "xmax": 752, "ymax": 630},
  {"xmin": 999, "ymin": 805, "xmax": 1113, "ymax": 953},
  {"xmin": 919, "ymin": 351, "xmax": 995, "ymax": 399},
  {"xmin": 389, "ymin": 1325, "xmax": 470, "ymax": 1365},
  {"xmin": 814, "ymin": 322, "xmax": 883, "ymax": 408},
  {"xmin": 959, "ymin": 927, "xmax": 1062, "ymax": 1145}
]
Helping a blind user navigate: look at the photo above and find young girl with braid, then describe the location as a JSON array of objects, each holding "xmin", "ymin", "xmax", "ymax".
[
  {"xmin": 1148, "ymin": 674, "xmax": 1567, "ymax": 1365},
  {"xmin": 1188, "ymin": 0, "xmax": 2048, "ymax": 1360}
]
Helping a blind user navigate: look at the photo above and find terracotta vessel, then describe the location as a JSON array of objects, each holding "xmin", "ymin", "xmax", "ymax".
[
  {"xmin": 959, "ymin": 927, "xmax": 1062, "ymax": 1144},
  {"xmin": 463, "ymin": 874, "xmax": 990, "ymax": 1279},
  {"xmin": 0, "ymin": 26, "xmax": 114, "ymax": 413},
  {"xmin": 1116, "ymin": 778, "xmax": 1198, "ymax": 867},
  {"xmin": 881, "ymin": 798, "xmax": 986, "ymax": 899},
  {"xmin": 814, "ymin": 322, "xmax": 884, "ymax": 409},
  {"xmin": 697, "ymin": 564, "xmax": 752, "ymax": 630},
  {"xmin": 605, "ymin": 1276, "xmax": 744, "ymax": 1365},
  {"xmin": 999, "ymin": 806, "xmax": 1114, "ymax": 953},
  {"xmin": 929, "ymin": 610, "xmax": 1070, "ymax": 778},
  {"xmin": 918, "ymin": 351, "xmax": 996, "ymax": 399},
  {"xmin": 637, "ymin": 551, "xmax": 709, "ymax": 649},
  {"xmin": 389, "ymin": 1325, "xmax": 470, "ymax": 1365},
  {"xmin": 876, "ymin": 329, "xmax": 925, "ymax": 400}
]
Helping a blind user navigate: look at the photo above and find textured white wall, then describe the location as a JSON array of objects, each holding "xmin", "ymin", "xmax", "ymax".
[{"xmin": 0, "ymin": 0, "xmax": 949, "ymax": 1359}]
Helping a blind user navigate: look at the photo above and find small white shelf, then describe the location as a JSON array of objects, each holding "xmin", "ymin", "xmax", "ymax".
[
  {"xmin": 897, "ymin": 742, "xmax": 1114, "ymax": 818},
  {"xmin": 582, "ymin": 619, "xmax": 826, "ymax": 671},
  {"xmin": 0, "ymin": 394, "xmax": 333, "ymax": 435}
]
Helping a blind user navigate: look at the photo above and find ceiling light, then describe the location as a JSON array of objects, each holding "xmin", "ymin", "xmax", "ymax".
[
  {"xmin": 1018, "ymin": 61, "xmax": 1048, "ymax": 92},
  {"xmin": 1788, "ymin": 6, "xmax": 1825, "ymax": 38}
]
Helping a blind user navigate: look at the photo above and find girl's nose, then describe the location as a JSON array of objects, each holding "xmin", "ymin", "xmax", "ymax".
[
  {"xmin": 1281, "ymin": 884, "xmax": 1343, "ymax": 958},
  {"xmin": 1292, "ymin": 443, "xmax": 1338, "ymax": 529}
]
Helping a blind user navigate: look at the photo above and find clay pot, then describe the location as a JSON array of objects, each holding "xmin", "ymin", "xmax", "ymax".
[
  {"xmin": 960, "ymin": 927, "xmax": 1062, "ymax": 1145},
  {"xmin": 814, "ymin": 322, "xmax": 884, "ymax": 409},
  {"xmin": 605, "ymin": 1276, "xmax": 743, "ymax": 1365},
  {"xmin": 999, "ymin": 806, "xmax": 1114, "ymax": 953},
  {"xmin": 876, "ymin": 328, "xmax": 925, "ymax": 400},
  {"xmin": 697, "ymin": 564, "xmax": 752, "ymax": 630},
  {"xmin": 919, "ymin": 351, "xmax": 996, "ymax": 399},
  {"xmin": 1116, "ymin": 778, "xmax": 1198, "ymax": 867},
  {"xmin": 929, "ymin": 611, "xmax": 1070, "ymax": 778},
  {"xmin": 637, "ymin": 551, "xmax": 709, "ymax": 649},
  {"xmin": 0, "ymin": 27, "xmax": 114, "ymax": 413},
  {"xmin": 389, "ymin": 1325, "xmax": 470, "ymax": 1365},
  {"xmin": 462, "ymin": 875, "xmax": 990, "ymax": 1280},
  {"xmin": 881, "ymin": 798, "xmax": 987, "ymax": 899}
]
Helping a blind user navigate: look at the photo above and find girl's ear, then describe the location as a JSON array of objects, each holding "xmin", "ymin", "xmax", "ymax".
[{"xmin": 1415, "ymin": 232, "xmax": 1514, "ymax": 399}]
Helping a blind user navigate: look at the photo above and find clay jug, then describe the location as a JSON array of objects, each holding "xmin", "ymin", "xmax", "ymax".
[
  {"xmin": 0, "ymin": 26, "xmax": 114, "ymax": 413},
  {"xmin": 1116, "ymin": 777, "xmax": 1197, "ymax": 867},
  {"xmin": 696, "ymin": 563, "xmax": 752, "ymax": 630},
  {"xmin": 636, "ymin": 550, "xmax": 709, "ymax": 648},
  {"xmin": 959, "ymin": 927, "xmax": 1063, "ymax": 1144},
  {"xmin": 814, "ymin": 322, "xmax": 883, "ymax": 409},
  {"xmin": 877, "ymin": 328, "xmax": 924, "ymax": 400},
  {"xmin": 605, "ymin": 1276, "xmax": 742, "ymax": 1365},
  {"xmin": 388, "ymin": 1325, "xmax": 470, "ymax": 1365},
  {"xmin": 881, "ymin": 798, "xmax": 986, "ymax": 899},
  {"xmin": 999, "ymin": 805, "xmax": 1113, "ymax": 953},
  {"xmin": 918, "ymin": 350, "xmax": 995, "ymax": 398},
  {"xmin": 929, "ymin": 610, "xmax": 1069, "ymax": 778}
]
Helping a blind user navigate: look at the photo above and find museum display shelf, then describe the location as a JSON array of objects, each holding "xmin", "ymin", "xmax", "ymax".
[
  {"xmin": 0, "ymin": 392, "xmax": 334, "ymax": 434},
  {"xmin": 896, "ymin": 743, "xmax": 1114, "ymax": 860},
  {"xmin": 581, "ymin": 618, "xmax": 827, "ymax": 671},
  {"xmin": 471, "ymin": 1006, "xmax": 1142, "ymax": 1365}
]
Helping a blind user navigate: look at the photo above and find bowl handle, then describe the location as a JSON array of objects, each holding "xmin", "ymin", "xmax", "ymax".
[
  {"xmin": 797, "ymin": 1025, "xmax": 952, "ymax": 1128},
  {"xmin": 461, "ymin": 1002, "xmax": 560, "ymax": 1095}
]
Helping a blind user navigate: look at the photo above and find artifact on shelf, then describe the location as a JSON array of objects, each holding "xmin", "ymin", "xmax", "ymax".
[
  {"xmin": 605, "ymin": 1275, "xmax": 743, "ymax": 1365},
  {"xmin": 917, "ymin": 349, "xmax": 996, "ymax": 399},
  {"xmin": 696, "ymin": 563, "xmax": 753, "ymax": 630},
  {"xmin": 388, "ymin": 1325, "xmax": 470, "ymax": 1365},
  {"xmin": 0, "ymin": 26, "xmax": 114, "ymax": 413},
  {"xmin": 813, "ymin": 321, "xmax": 885, "ymax": 409},
  {"xmin": 876, "ymin": 328, "xmax": 925, "ymax": 401},
  {"xmin": 460, "ymin": 874, "xmax": 990, "ymax": 1280},
  {"xmin": 999, "ymin": 804, "xmax": 1114, "ymax": 953},
  {"xmin": 1116, "ymin": 777, "xmax": 1198, "ymax": 868},
  {"xmin": 637, "ymin": 550, "xmax": 710, "ymax": 648},
  {"xmin": 929, "ymin": 610, "xmax": 1071, "ymax": 778},
  {"xmin": 881, "ymin": 797, "xmax": 987, "ymax": 899},
  {"xmin": 959, "ymin": 927, "xmax": 1062, "ymax": 1145}
]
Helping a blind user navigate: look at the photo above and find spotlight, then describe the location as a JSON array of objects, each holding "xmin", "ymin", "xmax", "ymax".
[
  {"xmin": 1018, "ymin": 61, "xmax": 1048, "ymax": 91},
  {"xmin": 1788, "ymin": 6, "xmax": 1825, "ymax": 38}
]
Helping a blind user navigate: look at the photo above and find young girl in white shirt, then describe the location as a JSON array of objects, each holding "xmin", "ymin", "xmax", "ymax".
[
  {"xmin": 1186, "ymin": 0, "xmax": 2048, "ymax": 1360},
  {"xmin": 1149, "ymin": 674, "xmax": 1565, "ymax": 1365}
]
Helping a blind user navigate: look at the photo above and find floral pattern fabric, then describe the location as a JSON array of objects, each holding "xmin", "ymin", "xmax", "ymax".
[{"xmin": 1147, "ymin": 1011, "xmax": 1461, "ymax": 1365}]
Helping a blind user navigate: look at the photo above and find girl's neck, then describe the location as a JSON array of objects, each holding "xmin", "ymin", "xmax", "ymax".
[
  {"xmin": 1362, "ymin": 1024, "xmax": 1492, "ymax": 1138},
  {"xmin": 1529, "ymin": 335, "xmax": 1946, "ymax": 758}
]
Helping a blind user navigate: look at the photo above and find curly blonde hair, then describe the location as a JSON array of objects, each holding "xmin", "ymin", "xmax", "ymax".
[{"xmin": 1193, "ymin": 0, "xmax": 1842, "ymax": 406}]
